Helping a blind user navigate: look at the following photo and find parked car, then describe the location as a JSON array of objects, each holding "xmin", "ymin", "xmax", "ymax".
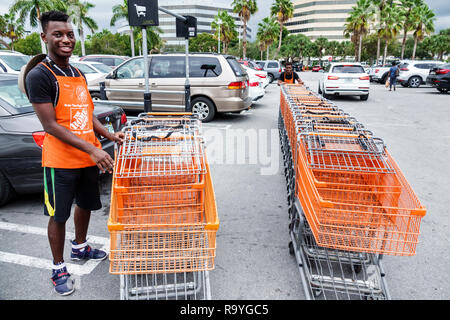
[
  {"xmin": 426, "ymin": 63, "xmax": 450, "ymax": 93},
  {"xmin": 293, "ymin": 62, "xmax": 303, "ymax": 72},
  {"xmin": 256, "ymin": 60, "xmax": 282, "ymax": 83},
  {"xmin": 88, "ymin": 53, "xmax": 252, "ymax": 122},
  {"xmin": 79, "ymin": 54, "xmax": 128, "ymax": 67},
  {"xmin": 372, "ymin": 63, "xmax": 393, "ymax": 83},
  {"xmin": 0, "ymin": 74, "xmax": 127, "ymax": 206},
  {"xmin": 318, "ymin": 63, "xmax": 370, "ymax": 101},
  {"xmin": 241, "ymin": 65, "xmax": 265, "ymax": 102},
  {"xmin": 397, "ymin": 60, "xmax": 445, "ymax": 88},
  {"xmin": 0, "ymin": 51, "xmax": 31, "ymax": 75},
  {"xmin": 312, "ymin": 65, "xmax": 322, "ymax": 72},
  {"xmin": 70, "ymin": 61, "xmax": 113, "ymax": 82},
  {"xmin": 238, "ymin": 59, "xmax": 263, "ymax": 71}
]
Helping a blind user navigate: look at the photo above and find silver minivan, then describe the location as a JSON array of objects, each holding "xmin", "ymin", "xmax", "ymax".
[
  {"xmin": 89, "ymin": 54, "xmax": 251, "ymax": 122},
  {"xmin": 256, "ymin": 60, "xmax": 282, "ymax": 83}
]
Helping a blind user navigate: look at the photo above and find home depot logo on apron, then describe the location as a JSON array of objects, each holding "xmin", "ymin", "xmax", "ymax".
[{"xmin": 40, "ymin": 62, "xmax": 101, "ymax": 169}]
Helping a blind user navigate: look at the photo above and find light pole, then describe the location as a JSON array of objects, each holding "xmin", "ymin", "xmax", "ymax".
[{"xmin": 217, "ymin": 20, "xmax": 222, "ymax": 54}]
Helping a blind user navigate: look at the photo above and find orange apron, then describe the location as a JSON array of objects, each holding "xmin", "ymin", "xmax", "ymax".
[
  {"xmin": 283, "ymin": 73, "xmax": 294, "ymax": 84},
  {"xmin": 40, "ymin": 62, "xmax": 101, "ymax": 169}
]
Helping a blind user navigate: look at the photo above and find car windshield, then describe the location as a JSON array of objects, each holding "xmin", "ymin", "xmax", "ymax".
[
  {"xmin": 71, "ymin": 63, "xmax": 96, "ymax": 74},
  {"xmin": 0, "ymin": 55, "xmax": 31, "ymax": 71},
  {"xmin": 92, "ymin": 63, "xmax": 112, "ymax": 73},
  {"xmin": 0, "ymin": 80, "xmax": 34, "ymax": 114},
  {"xmin": 332, "ymin": 65, "xmax": 365, "ymax": 73}
]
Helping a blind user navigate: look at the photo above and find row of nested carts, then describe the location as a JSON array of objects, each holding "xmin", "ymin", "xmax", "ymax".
[
  {"xmin": 278, "ymin": 82, "xmax": 427, "ymax": 300},
  {"xmin": 107, "ymin": 113, "xmax": 219, "ymax": 300}
]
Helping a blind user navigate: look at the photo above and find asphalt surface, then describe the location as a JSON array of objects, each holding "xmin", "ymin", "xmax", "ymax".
[{"xmin": 0, "ymin": 71, "xmax": 449, "ymax": 300}]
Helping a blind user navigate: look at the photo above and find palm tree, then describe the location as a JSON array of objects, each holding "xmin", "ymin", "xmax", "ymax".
[
  {"xmin": 398, "ymin": 0, "xmax": 423, "ymax": 59},
  {"xmin": 344, "ymin": 0, "xmax": 375, "ymax": 62},
  {"xmin": 270, "ymin": 0, "xmax": 293, "ymax": 55},
  {"xmin": 0, "ymin": 13, "xmax": 25, "ymax": 51},
  {"xmin": 379, "ymin": 4, "xmax": 402, "ymax": 65},
  {"xmin": 410, "ymin": 3, "xmax": 435, "ymax": 60},
  {"xmin": 256, "ymin": 16, "xmax": 279, "ymax": 60},
  {"xmin": 10, "ymin": 0, "xmax": 65, "ymax": 53},
  {"xmin": 232, "ymin": 0, "xmax": 258, "ymax": 59},
  {"xmin": 314, "ymin": 37, "xmax": 328, "ymax": 65},
  {"xmin": 68, "ymin": 0, "xmax": 97, "ymax": 57},
  {"xmin": 371, "ymin": 0, "xmax": 391, "ymax": 64},
  {"xmin": 211, "ymin": 10, "xmax": 237, "ymax": 54},
  {"xmin": 110, "ymin": 0, "xmax": 135, "ymax": 57}
]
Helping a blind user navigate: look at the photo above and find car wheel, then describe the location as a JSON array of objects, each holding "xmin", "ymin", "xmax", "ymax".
[
  {"xmin": 90, "ymin": 92, "xmax": 104, "ymax": 101},
  {"xmin": 408, "ymin": 76, "xmax": 421, "ymax": 88},
  {"xmin": 360, "ymin": 94, "xmax": 369, "ymax": 101},
  {"xmin": 0, "ymin": 172, "xmax": 15, "ymax": 207},
  {"xmin": 268, "ymin": 73, "xmax": 274, "ymax": 83},
  {"xmin": 318, "ymin": 84, "xmax": 322, "ymax": 94},
  {"xmin": 191, "ymin": 97, "xmax": 216, "ymax": 122},
  {"xmin": 401, "ymin": 82, "xmax": 408, "ymax": 87}
]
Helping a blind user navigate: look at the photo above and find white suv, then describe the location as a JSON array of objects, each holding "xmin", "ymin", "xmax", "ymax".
[
  {"xmin": 0, "ymin": 51, "xmax": 31, "ymax": 75},
  {"xmin": 397, "ymin": 60, "xmax": 445, "ymax": 88},
  {"xmin": 318, "ymin": 63, "xmax": 370, "ymax": 101}
]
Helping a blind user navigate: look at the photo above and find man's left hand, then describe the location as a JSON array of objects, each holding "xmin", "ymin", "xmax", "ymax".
[{"xmin": 112, "ymin": 132, "xmax": 124, "ymax": 145}]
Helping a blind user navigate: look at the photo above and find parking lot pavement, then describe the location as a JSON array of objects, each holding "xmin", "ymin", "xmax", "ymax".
[{"xmin": 1, "ymin": 76, "xmax": 449, "ymax": 300}]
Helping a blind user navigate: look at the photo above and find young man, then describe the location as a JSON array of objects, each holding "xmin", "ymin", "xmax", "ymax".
[
  {"xmin": 24, "ymin": 11, "xmax": 124, "ymax": 296},
  {"xmin": 278, "ymin": 62, "xmax": 301, "ymax": 85}
]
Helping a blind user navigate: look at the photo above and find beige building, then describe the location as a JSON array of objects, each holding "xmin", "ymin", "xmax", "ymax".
[{"xmin": 285, "ymin": 0, "xmax": 357, "ymax": 42}]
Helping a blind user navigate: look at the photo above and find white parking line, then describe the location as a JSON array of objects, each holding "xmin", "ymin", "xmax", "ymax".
[{"xmin": 0, "ymin": 221, "xmax": 109, "ymax": 276}]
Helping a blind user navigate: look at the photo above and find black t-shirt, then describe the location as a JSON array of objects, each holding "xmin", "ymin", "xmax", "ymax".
[
  {"xmin": 25, "ymin": 58, "xmax": 87, "ymax": 107},
  {"xmin": 280, "ymin": 71, "xmax": 300, "ymax": 83}
]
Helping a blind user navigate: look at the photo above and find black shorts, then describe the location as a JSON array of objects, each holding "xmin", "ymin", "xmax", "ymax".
[{"xmin": 43, "ymin": 166, "xmax": 102, "ymax": 223}]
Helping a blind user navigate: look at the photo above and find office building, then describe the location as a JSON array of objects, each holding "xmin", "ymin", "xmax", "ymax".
[{"xmin": 285, "ymin": 0, "xmax": 357, "ymax": 42}]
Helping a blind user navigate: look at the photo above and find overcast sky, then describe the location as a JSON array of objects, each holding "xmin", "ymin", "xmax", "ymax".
[{"xmin": 0, "ymin": 0, "xmax": 448, "ymax": 38}]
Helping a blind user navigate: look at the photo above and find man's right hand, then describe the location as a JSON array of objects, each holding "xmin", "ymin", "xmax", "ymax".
[{"xmin": 89, "ymin": 147, "xmax": 114, "ymax": 174}]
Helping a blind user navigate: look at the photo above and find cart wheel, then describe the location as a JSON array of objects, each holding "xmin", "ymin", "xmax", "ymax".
[
  {"xmin": 313, "ymin": 289, "xmax": 323, "ymax": 298},
  {"xmin": 289, "ymin": 241, "xmax": 294, "ymax": 255}
]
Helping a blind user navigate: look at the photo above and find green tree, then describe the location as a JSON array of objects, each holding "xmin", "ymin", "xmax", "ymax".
[
  {"xmin": 344, "ymin": 0, "xmax": 375, "ymax": 62},
  {"xmin": 13, "ymin": 32, "xmax": 42, "ymax": 55},
  {"xmin": 11, "ymin": 0, "xmax": 66, "ymax": 53},
  {"xmin": 0, "ymin": 13, "xmax": 26, "ymax": 51},
  {"xmin": 371, "ymin": 0, "xmax": 391, "ymax": 63},
  {"xmin": 189, "ymin": 33, "xmax": 217, "ymax": 53},
  {"xmin": 256, "ymin": 16, "xmax": 279, "ymax": 60},
  {"xmin": 110, "ymin": 0, "xmax": 135, "ymax": 56},
  {"xmin": 314, "ymin": 37, "xmax": 328, "ymax": 65},
  {"xmin": 410, "ymin": 2, "xmax": 435, "ymax": 60},
  {"xmin": 398, "ymin": 0, "xmax": 423, "ymax": 59},
  {"xmin": 379, "ymin": 4, "xmax": 402, "ymax": 64},
  {"xmin": 232, "ymin": 0, "xmax": 258, "ymax": 59},
  {"xmin": 270, "ymin": 0, "xmax": 294, "ymax": 55},
  {"xmin": 67, "ymin": 0, "xmax": 97, "ymax": 57},
  {"xmin": 211, "ymin": 10, "xmax": 237, "ymax": 54}
]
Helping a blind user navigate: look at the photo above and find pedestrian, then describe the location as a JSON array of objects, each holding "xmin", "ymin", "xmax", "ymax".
[
  {"xmin": 278, "ymin": 62, "xmax": 301, "ymax": 85},
  {"xmin": 20, "ymin": 11, "xmax": 124, "ymax": 296},
  {"xmin": 388, "ymin": 61, "xmax": 400, "ymax": 91}
]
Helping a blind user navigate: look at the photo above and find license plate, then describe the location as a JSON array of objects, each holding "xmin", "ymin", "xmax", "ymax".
[
  {"xmin": 104, "ymin": 122, "xmax": 114, "ymax": 133},
  {"xmin": 345, "ymin": 78, "xmax": 353, "ymax": 83}
]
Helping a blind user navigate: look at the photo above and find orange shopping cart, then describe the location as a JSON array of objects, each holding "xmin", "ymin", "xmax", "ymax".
[{"xmin": 108, "ymin": 113, "xmax": 219, "ymax": 300}]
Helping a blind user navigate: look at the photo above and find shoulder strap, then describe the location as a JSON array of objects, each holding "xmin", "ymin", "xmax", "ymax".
[{"xmin": 39, "ymin": 62, "xmax": 58, "ymax": 78}]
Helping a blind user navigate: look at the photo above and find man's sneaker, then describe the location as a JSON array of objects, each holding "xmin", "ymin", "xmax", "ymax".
[
  {"xmin": 71, "ymin": 240, "xmax": 107, "ymax": 261},
  {"xmin": 51, "ymin": 263, "xmax": 74, "ymax": 296}
]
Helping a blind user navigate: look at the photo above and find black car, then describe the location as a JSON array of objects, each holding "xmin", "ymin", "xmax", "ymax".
[
  {"xmin": 426, "ymin": 63, "xmax": 450, "ymax": 93},
  {"xmin": 0, "ymin": 74, "xmax": 127, "ymax": 206},
  {"xmin": 293, "ymin": 62, "xmax": 303, "ymax": 72}
]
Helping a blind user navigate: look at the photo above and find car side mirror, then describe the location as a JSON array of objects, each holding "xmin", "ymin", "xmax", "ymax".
[{"xmin": 106, "ymin": 70, "xmax": 117, "ymax": 79}]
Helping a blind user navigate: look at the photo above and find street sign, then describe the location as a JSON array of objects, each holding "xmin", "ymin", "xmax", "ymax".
[
  {"xmin": 128, "ymin": 0, "xmax": 159, "ymax": 27},
  {"xmin": 176, "ymin": 16, "xmax": 197, "ymax": 39}
]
